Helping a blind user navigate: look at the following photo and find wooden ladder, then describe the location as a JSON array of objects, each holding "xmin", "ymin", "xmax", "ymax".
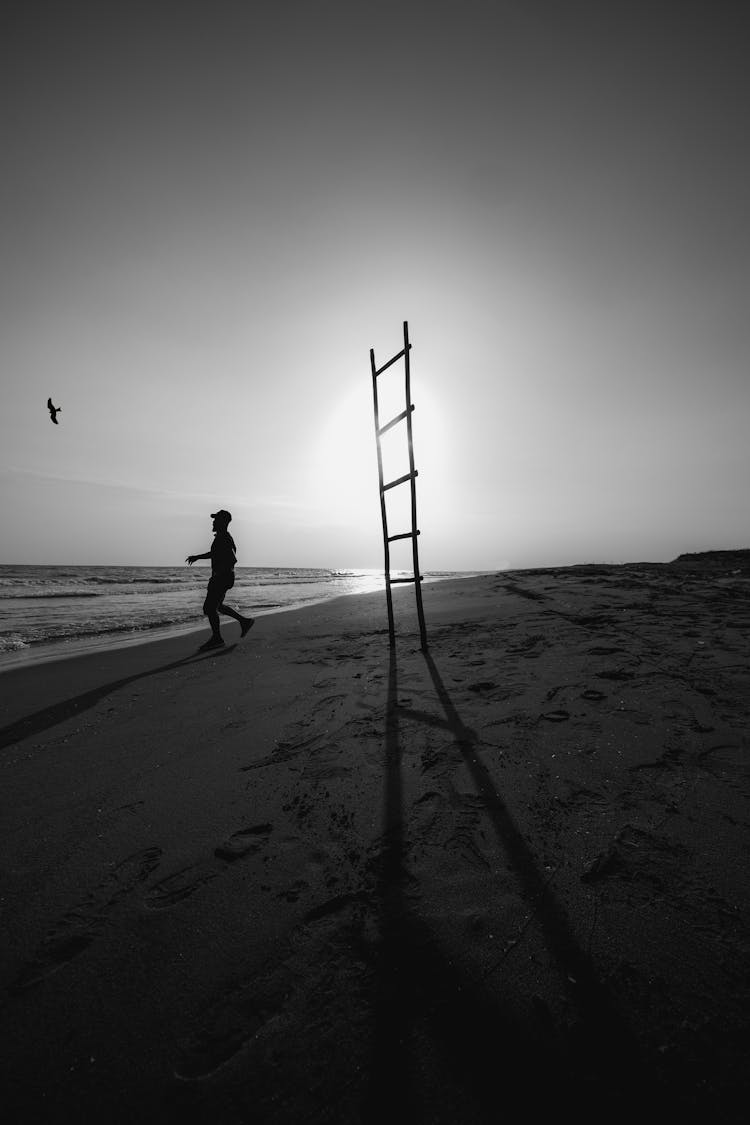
[{"xmin": 370, "ymin": 320, "xmax": 427, "ymax": 650}]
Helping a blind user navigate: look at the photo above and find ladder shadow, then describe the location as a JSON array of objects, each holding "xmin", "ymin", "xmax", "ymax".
[{"xmin": 367, "ymin": 646, "xmax": 660, "ymax": 1122}]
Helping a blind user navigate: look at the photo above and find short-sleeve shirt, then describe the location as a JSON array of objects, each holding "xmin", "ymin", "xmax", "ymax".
[{"xmin": 210, "ymin": 531, "xmax": 237, "ymax": 578}]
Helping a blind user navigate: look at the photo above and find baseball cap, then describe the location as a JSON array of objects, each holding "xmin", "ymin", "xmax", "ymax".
[{"xmin": 210, "ymin": 509, "xmax": 232, "ymax": 524}]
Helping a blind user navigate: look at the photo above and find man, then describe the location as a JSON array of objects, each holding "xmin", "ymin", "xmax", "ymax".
[{"xmin": 186, "ymin": 510, "xmax": 254, "ymax": 651}]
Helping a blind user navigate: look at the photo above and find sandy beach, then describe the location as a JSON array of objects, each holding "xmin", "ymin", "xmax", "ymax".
[{"xmin": 1, "ymin": 556, "xmax": 748, "ymax": 1123}]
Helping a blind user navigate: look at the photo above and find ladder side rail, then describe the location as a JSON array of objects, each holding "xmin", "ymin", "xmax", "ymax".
[
  {"xmin": 370, "ymin": 347, "xmax": 395, "ymax": 645},
  {"xmin": 403, "ymin": 321, "xmax": 428, "ymax": 649}
]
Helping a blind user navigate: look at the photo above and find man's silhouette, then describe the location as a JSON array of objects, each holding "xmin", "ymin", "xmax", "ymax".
[{"xmin": 186, "ymin": 510, "xmax": 254, "ymax": 651}]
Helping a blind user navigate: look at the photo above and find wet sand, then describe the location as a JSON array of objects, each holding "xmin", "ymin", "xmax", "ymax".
[{"xmin": 1, "ymin": 556, "xmax": 748, "ymax": 1123}]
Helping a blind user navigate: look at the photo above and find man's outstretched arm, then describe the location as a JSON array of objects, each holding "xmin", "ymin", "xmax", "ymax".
[{"xmin": 185, "ymin": 551, "xmax": 211, "ymax": 565}]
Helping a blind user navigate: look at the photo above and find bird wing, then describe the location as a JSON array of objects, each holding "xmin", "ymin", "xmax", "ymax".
[{"xmin": 47, "ymin": 398, "xmax": 53, "ymax": 410}]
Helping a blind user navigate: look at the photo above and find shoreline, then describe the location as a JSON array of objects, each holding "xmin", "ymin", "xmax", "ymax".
[
  {"xmin": 0, "ymin": 576, "xmax": 482, "ymax": 742},
  {"xmin": 0, "ymin": 596, "xmax": 320, "ymax": 676},
  {"xmin": 1, "ymin": 564, "xmax": 748, "ymax": 1121},
  {"xmin": 2, "ymin": 551, "xmax": 746, "ymax": 676},
  {"xmin": 0, "ymin": 572, "xmax": 481, "ymax": 676}
]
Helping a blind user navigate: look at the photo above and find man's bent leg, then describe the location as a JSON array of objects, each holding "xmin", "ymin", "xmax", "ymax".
[{"xmin": 219, "ymin": 603, "xmax": 255, "ymax": 638}]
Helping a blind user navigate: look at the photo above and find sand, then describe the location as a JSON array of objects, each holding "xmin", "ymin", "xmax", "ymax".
[{"xmin": 1, "ymin": 557, "xmax": 748, "ymax": 1123}]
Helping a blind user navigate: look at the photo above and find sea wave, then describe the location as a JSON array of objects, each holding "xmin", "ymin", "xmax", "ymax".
[
  {"xmin": 82, "ymin": 575, "xmax": 186, "ymax": 585},
  {"xmin": 0, "ymin": 633, "xmax": 30, "ymax": 653},
  {"xmin": 0, "ymin": 591, "xmax": 100, "ymax": 600},
  {"xmin": 0, "ymin": 564, "xmax": 472, "ymax": 666},
  {"xmin": 0, "ymin": 613, "xmax": 202, "ymax": 650}
]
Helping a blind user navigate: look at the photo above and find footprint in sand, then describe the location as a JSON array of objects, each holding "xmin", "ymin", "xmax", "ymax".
[
  {"xmin": 278, "ymin": 877, "xmax": 309, "ymax": 903},
  {"xmin": 174, "ymin": 972, "xmax": 292, "ymax": 1081},
  {"xmin": 145, "ymin": 825, "xmax": 273, "ymax": 910},
  {"xmin": 10, "ymin": 846, "xmax": 162, "ymax": 993},
  {"xmin": 214, "ymin": 823, "xmax": 272, "ymax": 862},
  {"xmin": 175, "ymin": 893, "xmax": 372, "ymax": 1082},
  {"xmin": 144, "ymin": 863, "xmax": 220, "ymax": 910},
  {"xmin": 541, "ymin": 709, "xmax": 570, "ymax": 722}
]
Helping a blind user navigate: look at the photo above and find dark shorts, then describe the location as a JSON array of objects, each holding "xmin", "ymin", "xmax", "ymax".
[{"xmin": 203, "ymin": 572, "xmax": 235, "ymax": 615}]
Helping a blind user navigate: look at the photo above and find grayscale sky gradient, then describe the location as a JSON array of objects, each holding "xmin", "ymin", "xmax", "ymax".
[{"xmin": 1, "ymin": 0, "xmax": 748, "ymax": 569}]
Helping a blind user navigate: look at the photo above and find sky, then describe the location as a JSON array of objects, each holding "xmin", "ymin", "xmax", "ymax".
[{"xmin": 1, "ymin": 0, "xmax": 749, "ymax": 570}]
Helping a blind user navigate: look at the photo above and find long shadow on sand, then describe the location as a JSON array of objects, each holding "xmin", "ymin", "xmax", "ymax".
[
  {"xmin": 0, "ymin": 645, "xmax": 236, "ymax": 751},
  {"xmin": 367, "ymin": 646, "xmax": 666, "ymax": 1124}
]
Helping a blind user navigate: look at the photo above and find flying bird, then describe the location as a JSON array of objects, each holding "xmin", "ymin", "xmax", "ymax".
[{"xmin": 47, "ymin": 398, "xmax": 61, "ymax": 424}]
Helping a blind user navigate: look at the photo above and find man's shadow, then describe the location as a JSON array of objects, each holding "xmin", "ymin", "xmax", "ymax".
[
  {"xmin": 367, "ymin": 644, "xmax": 663, "ymax": 1123},
  {"xmin": 0, "ymin": 645, "xmax": 236, "ymax": 751}
]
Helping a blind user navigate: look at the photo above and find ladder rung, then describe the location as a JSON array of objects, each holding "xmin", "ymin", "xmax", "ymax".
[
  {"xmin": 388, "ymin": 530, "xmax": 419, "ymax": 542},
  {"xmin": 374, "ymin": 343, "xmax": 412, "ymax": 377},
  {"xmin": 382, "ymin": 469, "xmax": 418, "ymax": 492},
  {"xmin": 389, "ymin": 575, "xmax": 424, "ymax": 585},
  {"xmin": 378, "ymin": 404, "xmax": 414, "ymax": 437}
]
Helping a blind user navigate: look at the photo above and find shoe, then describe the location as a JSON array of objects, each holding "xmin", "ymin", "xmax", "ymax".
[
  {"xmin": 199, "ymin": 636, "xmax": 225, "ymax": 652},
  {"xmin": 240, "ymin": 617, "xmax": 255, "ymax": 638}
]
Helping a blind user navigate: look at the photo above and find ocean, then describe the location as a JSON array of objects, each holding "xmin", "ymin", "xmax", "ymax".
[{"xmin": 0, "ymin": 564, "xmax": 465, "ymax": 669}]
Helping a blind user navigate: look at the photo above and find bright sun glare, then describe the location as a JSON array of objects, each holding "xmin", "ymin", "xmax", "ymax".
[{"xmin": 311, "ymin": 377, "xmax": 444, "ymax": 536}]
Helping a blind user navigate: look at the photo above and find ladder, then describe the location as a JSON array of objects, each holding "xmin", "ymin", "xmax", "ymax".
[{"xmin": 370, "ymin": 320, "xmax": 427, "ymax": 650}]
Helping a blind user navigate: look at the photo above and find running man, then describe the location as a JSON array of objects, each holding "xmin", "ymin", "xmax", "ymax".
[{"xmin": 186, "ymin": 510, "xmax": 255, "ymax": 651}]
